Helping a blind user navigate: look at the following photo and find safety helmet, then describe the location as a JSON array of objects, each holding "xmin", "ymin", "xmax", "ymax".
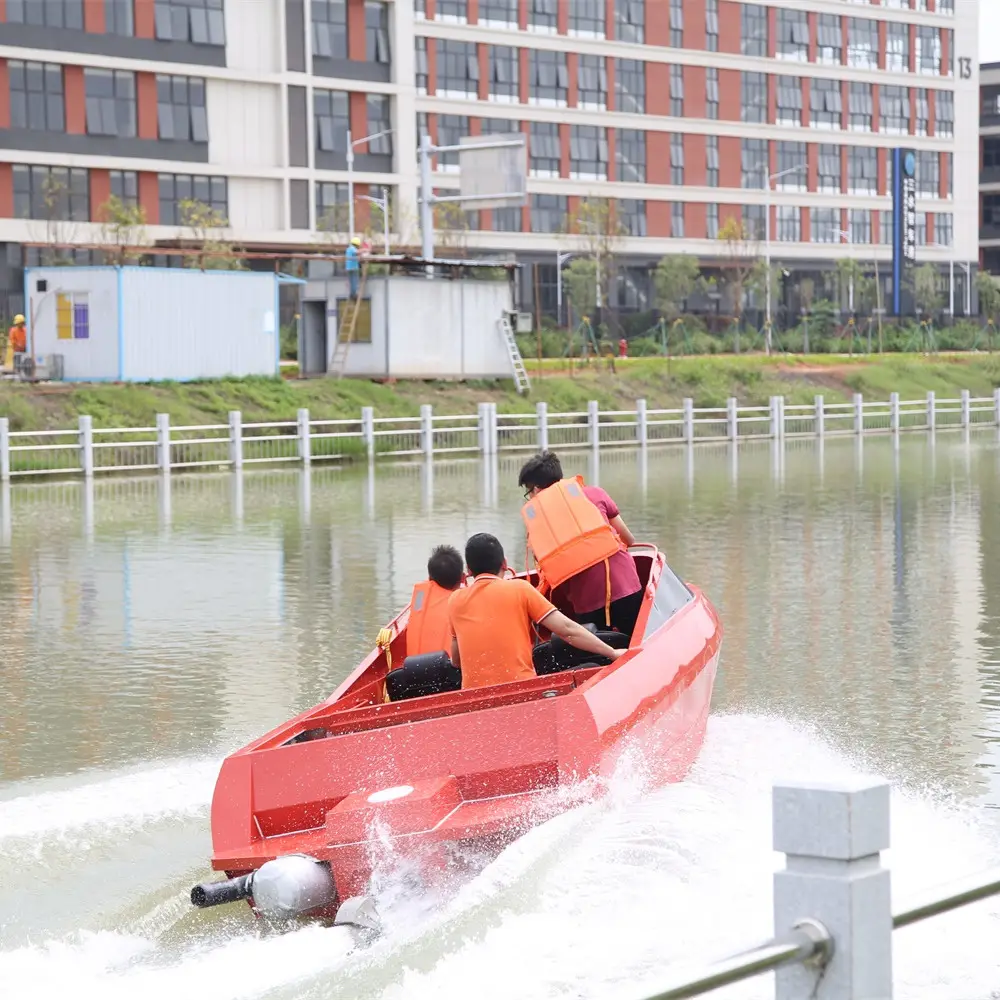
[
  {"xmin": 350, "ymin": 236, "xmax": 361, "ymax": 246},
  {"xmin": 13, "ymin": 314, "xmax": 25, "ymax": 325}
]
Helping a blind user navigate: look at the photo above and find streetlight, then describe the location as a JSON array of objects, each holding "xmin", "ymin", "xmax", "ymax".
[
  {"xmin": 834, "ymin": 229, "xmax": 854, "ymax": 313},
  {"xmin": 762, "ymin": 163, "xmax": 807, "ymax": 354},
  {"xmin": 346, "ymin": 128, "xmax": 394, "ymax": 239},
  {"xmin": 556, "ymin": 251, "xmax": 575, "ymax": 327},
  {"xmin": 358, "ymin": 187, "xmax": 391, "ymax": 255}
]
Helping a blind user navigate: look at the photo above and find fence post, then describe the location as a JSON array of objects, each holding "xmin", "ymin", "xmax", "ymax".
[
  {"xmin": 297, "ymin": 407, "xmax": 311, "ymax": 463},
  {"xmin": 478, "ymin": 402, "xmax": 488, "ymax": 455},
  {"xmin": 0, "ymin": 417, "xmax": 9, "ymax": 483},
  {"xmin": 727, "ymin": 397, "xmax": 738, "ymax": 442},
  {"xmin": 361, "ymin": 406, "xmax": 374, "ymax": 461},
  {"xmin": 636, "ymin": 398, "xmax": 648, "ymax": 448},
  {"xmin": 489, "ymin": 402, "xmax": 499, "ymax": 455},
  {"xmin": 536, "ymin": 401, "xmax": 549, "ymax": 452},
  {"xmin": 995, "ymin": 387, "xmax": 1000, "ymax": 427},
  {"xmin": 960, "ymin": 389, "xmax": 971, "ymax": 429},
  {"xmin": 927, "ymin": 390, "xmax": 936, "ymax": 432},
  {"xmin": 814, "ymin": 395, "xmax": 825, "ymax": 438},
  {"xmin": 682, "ymin": 397, "xmax": 694, "ymax": 444},
  {"xmin": 890, "ymin": 392, "xmax": 900, "ymax": 434},
  {"xmin": 78, "ymin": 415, "xmax": 94, "ymax": 478},
  {"xmin": 779, "ymin": 395, "xmax": 787, "ymax": 438},
  {"xmin": 769, "ymin": 396, "xmax": 779, "ymax": 439},
  {"xmin": 420, "ymin": 403, "xmax": 434, "ymax": 459},
  {"xmin": 587, "ymin": 400, "xmax": 600, "ymax": 449},
  {"xmin": 156, "ymin": 413, "xmax": 171, "ymax": 474},
  {"xmin": 853, "ymin": 393, "xmax": 864, "ymax": 435},
  {"xmin": 228, "ymin": 410, "xmax": 243, "ymax": 470},
  {"xmin": 773, "ymin": 777, "xmax": 892, "ymax": 1000}
]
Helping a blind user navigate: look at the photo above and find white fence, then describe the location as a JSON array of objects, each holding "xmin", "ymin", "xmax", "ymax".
[{"xmin": 1, "ymin": 389, "xmax": 998, "ymax": 481}]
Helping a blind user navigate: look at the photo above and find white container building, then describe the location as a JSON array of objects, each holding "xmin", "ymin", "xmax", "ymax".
[{"xmin": 23, "ymin": 266, "xmax": 283, "ymax": 382}]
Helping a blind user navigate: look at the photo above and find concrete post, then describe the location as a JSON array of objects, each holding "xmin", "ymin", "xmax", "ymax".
[
  {"xmin": 960, "ymin": 389, "xmax": 971, "ymax": 429},
  {"xmin": 853, "ymin": 393, "xmax": 864, "ymax": 435},
  {"xmin": 682, "ymin": 397, "xmax": 694, "ymax": 444},
  {"xmin": 636, "ymin": 398, "xmax": 648, "ymax": 448},
  {"xmin": 773, "ymin": 777, "xmax": 892, "ymax": 1000},
  {"xmin": 927, "ymin": 390, "xmax": 936, "ymax": 432},
  {"xmin": 536, "ymin": 401, "xmax": 549, "ymax": 452},
  {"xmin": 78, "ymin": 415, "xmax": 94, "ymax": 478},
  {"xmin": 588, "ymin": 399, "xmax": 600, "ymax": 449},
  {"xmin": 889, "ymin": 392, "xmax": 900, "ymax": 434},
  {"xmin": 0, "ymin": 417, "xmax": 10, "ymax": 483},
  {"xmin": 995, "ymin": 387, "xmax": 1000, "ymax": 427},
  {"xmin": 727, "ymin": 397, "xmax": 738, "ymax": 442},
  {"xmin": 228, "ymin": 410, "xmax": 243, "ymax": 470},
  {"xmin": 297, "ymin": 408, "xmax": 311, "ymax": 463},
  {"xmin": 489, "ymin": 402, "xmax": 499, "ymax": 455},
  {"xmin": 361, "ymin": 406, "xmax": 375, "ymax": 461},
  {"xmin": 420, "ymin": 404, "xmax": 434, "ymax": 460},
  {"xmin": 156, "ymin": 413, "xmax": 171, "ymax": 474},
  {"xmin": 478, "ymin": 402, "xmax": 488, "ymax": 455},
  {"xmin": 769, "ymin": 396, "xmax": 780, "ymax": 439},
  {"xmin": 815, "ymin": 395, "xmax": 825, "ymax": 438},
  {"xmin": 779, "ymin": 395, "xmax": 787, "ymax": 438}
]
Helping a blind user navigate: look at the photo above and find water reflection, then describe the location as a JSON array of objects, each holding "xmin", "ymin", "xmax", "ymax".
[{"xmin": 0, "ymin": 432, "xmax": 998, "ymax": 808}]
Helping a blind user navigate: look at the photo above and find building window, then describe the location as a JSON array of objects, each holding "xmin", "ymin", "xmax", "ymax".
[
  {"xmin": 529, "ymin": 49, "xmax": 568, "ymax": 105},
  {"xmin": 55, "ymin": 291, "xmax": 90, "ymax": 341},
  {"xmin": 777, "ymin": 9, "xmax": 808, "ymax": 62},
  {"xmin": 531, "ymin": 193, "xmax": 566, "ymax": 233},
  {"xmin": 528, "ymin": 0, "xmax": 557, "ymax": 33},
  {"xmin": 706, "ymin": 135, "xmax": 719, "ymax": 187},
  {"xmin": 365, "ymin": 2, "xmax": 390, "ymax": 63},
  {"xmin": 848, "ymin": 146, "xmax": 876, "ymax": 194},
  {"xmin": 436, "ymin": 0, "xmax": 467, "ymax": 23},
  {"xmin": 493, "ymin": 205, "xmax": 522, "ymax": 232},
  {"xmin": 316, "ymin": 180, "xmax": 348, "ymax": 229},
  {"xmin": 13, "ymin": 165, "xmax": 89, "ymax": 221},
  {"xmin": 670, "ymin": 65, "xmax": 684, "ymax": 117},
  {"xmin": 615, "ymin": 0, "xmax": 643, "ymax": 44},
  {"xmin": 706, "ymin": 67, "xmax": 719, "ymax": 120},
  {"xmin": 818, "ymin": 144, "xmax": 840, "ymax": 193},
  {"xmin": 707, "ymin": 203, "xmax": 719, "ymax": 238},
  {"xmin": 741, "ymin": 72, "xmax": 767, "ymax": 124},
  {"xmin": 946, "ymin": 152, "xmax": 952, "ymax": 196},
  {"xmin": 84, "ymin": 69, "xmax": 136, "ymax": 138},
  {"xmin": 615, "ymin": 59, "xmax": 645, "ymax": 114},
  {"xmin": 741, "ymin": 138, "xmax": 767, "ymax": 189},
  {"xmin": 314, "ymin": 90, "xmax": 349, "ymax": 152},
  {"xmin": 438, "ymin": 39, "xmax": 478, "ymax": 97},
  {"xmin": 156, "ymin": 75, "xmax": 208, "ymax": 142},
  {"xmin": 938, "ymin": 0, "xmax": 954, "ymax": 13},
  {"xmin": 312, "ymin": 0, "xmax": 347, "ymax": 58},
  {"xmin": 616, "ymin": 129, "xmax": 645, "ymax": 183},
  {"xmin": 619, "ymin": 199, "xmax": 646, "ymax": 237},
  {"xmin": 848, "ymin": 82, "xmax": 873, "ymax": 132},
  {"xmin": 671, "ymin": 202, "xmax": 685, "ymax": 238},
  {"xmin": 569, "ymin": 0, "xmax": 604, "ymax": 38},
  {"xmin": 155, "ymin": 0, "xmax": 225, "ymax": 45},
  {"xmin": 886, "ymin": 23, "xmax": 909, "ymax": 74},
  {"xmin": 743, "ymin": 204, "xmax": 764, "ymax": 241},
  {"xmin": 436, "ymin": 114, "xmax": 468, "ymax": 169},
  {"xmin": 480, "ymin": 0, "xmax": 517, "ymax": 27},
  {"xmin": 775, "ymin": 142, "xmax": 806, "ymax": 188},
  {"xmin": 570, "ymin": 125, "xmax": 607, "ymax": 179},
  {"xmin": 109, "ymin": 170, "xmax": 138, "ymax": 206},
  {"xmin": 849, "ymin": 209, "xmax": 871, "ymax": 245},
  {"xmin": 985, "ymin": 137, "xmax": 1000, "ymax": 170},
  {"xmin": 915, "ymin": 89, "xmax": 929, "ymax": 136},
  {"xmin": 984, "ymin": 195, "xmax": 1000, "ymax": 228},
  {"xmin": 529, "ymin": 121, "xmax": 560, "ymax": 177},
  {"xmin": 916, "ymin": 26, "xmax": 941, "ymax": 76},
  {"xmin": 577, "ymin": 55, "xmax": 607, "ymax": 109},
  {"xmin": 880, "ymin": 85, "xmax": 909, "ymax": 134},
  {"xmin": 917, "ymin": 150, "xmax": 939, "ymax": 197},
  {"xmin": 936, "ymin": 213, "xmax": 953, "ymax": 247},
  {"xmin": 415, "ymin": 38, "xmax": 428, "ymax": 93},
  {"xmin": 776, "ymin": 76, "xmax": 802, "ymax": 126},
  {"xmin": 670, "ymin": 134, "xmax": 684, "ymax": 185},
  {"xmin": 810, "ymin": 207, "xmax": 839, "ymax": 243},
  {"xmin": 817, "ymin": 14, "xmax": 842, "ymax": 65},
  {"xmin": 847, "ymin": 17, "xmax": 878, "ymax": 70},
  {"xmin": 106, "ymin": 0, "xmax": 133, "ymax": 35},
  {"xmin": 487, "ymin": 46, "xmax": 518, "ymax": 101},
  {"xmin": 741, "ymin": 4, "xmax": 767, "ymax": 57},
  {"xmin": 704, "ymin": 0, "xmax": 718, "ymax": 52},
  {"xmin": 776, "ymin": 205, "xmax": 800, "ymax": 242},
  {"xmin": 878, "ymin": 209, "xmax": 892, "ymax": 245},
  {"xmin": 669, "ymin": 0, "xmax": 683, "ymax": 47},
  {"xmin": 9, "ymin": 62, "xmax": 64, "ymax": 132},
  {"xmin": 481, "ymin": 117, "xmax": 519, "ymax": 135},
  {"xmin": 366, "ymin": 95, "xmax": 392, "ymax": 153},
  {"xmin": 916, "ymin": 212, "xmax": 928, "ymax": 246},
  {"xmin": 6, "ymin": 0, "xmax": 83, "ymax": 27},
  {"xmin": 810, "ymin": 78, "xmax": 841, "ymax": 129},
  {"xmin": 937, "ymin": 91, "xmax": 954, "ymax": 137},
  {"xmin": 159, "ymin": 174, "xmax": 227, "ymax": 225}
]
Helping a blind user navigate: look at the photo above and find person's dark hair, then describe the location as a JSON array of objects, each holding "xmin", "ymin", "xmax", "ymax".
[
  {"xmin": 427, "ymin": 545, "xmax": 464, "ymax": 590},
  {"xmin": 465, "ymin": 533, "xmax": 505, "ymax": 577},
  {"xmin": 517, "ymin": 450, "xmax": 563, "ymax": 492}
]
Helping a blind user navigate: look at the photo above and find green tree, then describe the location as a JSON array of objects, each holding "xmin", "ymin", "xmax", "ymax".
[
  {"xmin": 716, "ymin": 217, "xmax": 759, "ymax": 326},
  {"xmin": 653, "ymin": 254, "xmax": 701, "ymax": 319},
  {"xmin": 976, "ymin": 271, "xmax": 1000, "ymax": 322},
  {"xmin": 912, "ymin": 263, "xmax": 942, "ymax": 317},
  {"xmin": 179, "ymin": 199, "xmax": 244, "ymax": 270},
  {"xmin": 98, "ymin": 195, "xmax": 148, "ymax": 264},
  {"xmin": 563, "ymin": 199, "xmax": 626, "ymax": 323},
  {"xmin": 835, "ymin": 259, "xmax": 865, "ymax": 315},
  {"xmin": 562, "ymin": 257, "xmax": 598, "ymax": 319}
]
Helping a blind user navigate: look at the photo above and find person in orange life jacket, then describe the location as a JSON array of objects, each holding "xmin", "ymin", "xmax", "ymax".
[
  {"xmin": 518, "ymin": 450, "xmax": 643, "ymax": 639},
  {"xmin": 406, "ymin": 544, "xmax": 465, "ymax": 658},
  {"xmin": 447, "ymin": 533, "xmax": 625, "ymax": 690}
]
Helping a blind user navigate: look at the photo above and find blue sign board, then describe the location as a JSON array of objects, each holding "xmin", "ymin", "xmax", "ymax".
[{"xmin": 891, "ymin": 148, "xmax": 917, "ymax": 315}]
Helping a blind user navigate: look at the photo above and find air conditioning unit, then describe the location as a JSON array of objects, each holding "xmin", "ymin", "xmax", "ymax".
[{"xmin": 17, "ymin": 353, "xmax": 64, "ymax": 381}]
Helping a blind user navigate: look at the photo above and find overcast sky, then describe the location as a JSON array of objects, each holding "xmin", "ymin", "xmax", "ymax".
[{"xmin": 983, "ymin": 2, "xmax": 1000, "ymax": 65}]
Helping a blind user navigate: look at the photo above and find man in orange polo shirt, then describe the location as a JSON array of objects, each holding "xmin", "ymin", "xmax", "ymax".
[{"xmin": 448, "ymin": 533, "xmax": 625, "ymax": 689}]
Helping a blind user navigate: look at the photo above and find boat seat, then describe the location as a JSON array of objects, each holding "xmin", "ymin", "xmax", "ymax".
[
  {"xmin": 385, "ymin": 651, "xmax": 462, "ymax": 701},
  {"xmin": 532, "ymin": 624, "xmax": 630, "ymax": 676}
]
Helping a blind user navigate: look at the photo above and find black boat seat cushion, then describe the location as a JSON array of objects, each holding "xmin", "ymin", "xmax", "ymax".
[
  {"xmin": 385, "ymin": 651, "xmax": 462, "ymax": 701},
  {"xmin": 532, "ymin": 625, "xmax": 630, "ymax": 676}
]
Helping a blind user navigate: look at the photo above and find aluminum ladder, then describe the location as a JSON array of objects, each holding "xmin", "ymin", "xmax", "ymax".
[
  {"xmin": 499, "ymin": 312, "xmax": 530, "ymax": 394},
  {"xmin": 329, "ymin": 261, "xmax": 369, "ymax": 378}
]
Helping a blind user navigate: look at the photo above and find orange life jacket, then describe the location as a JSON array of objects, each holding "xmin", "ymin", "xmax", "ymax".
[
  {"xmin": 521, "ymin": 476, "xmax": 623, "ymax": 625},
  {"xmin": 405, "ymin": 579, "xmax": 455, "ymax": 658}
]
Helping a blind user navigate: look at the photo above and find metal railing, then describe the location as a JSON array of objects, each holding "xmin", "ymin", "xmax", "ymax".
[
  {"xmin": 1, "ymin": 388, "xmax": 998, "ymax": 481},
  {"xmin": 634, "ymin": 778, "xmax": 1000, "ymax": 1000}
]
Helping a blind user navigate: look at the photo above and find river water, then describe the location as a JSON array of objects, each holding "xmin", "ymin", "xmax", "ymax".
[{"xmin": 1, "ymin": 432, "xmax": 999, "ymax": 999}]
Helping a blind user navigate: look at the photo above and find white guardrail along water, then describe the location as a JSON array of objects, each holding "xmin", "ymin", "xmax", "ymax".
[{"xmin": 0, "ymin": 389, "xmax": 998, "ymax": 481}]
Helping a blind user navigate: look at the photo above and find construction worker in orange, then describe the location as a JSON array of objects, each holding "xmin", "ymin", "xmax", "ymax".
[
  {"xmin": 4, "ymin": 314, "xmax": 26, "ymax": 370},
  {"xmin": 406, "ymin": 545, "xmax": 466, "ymax": 658}
]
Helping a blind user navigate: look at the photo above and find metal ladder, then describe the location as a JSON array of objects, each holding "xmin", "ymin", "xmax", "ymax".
[
  {"xmin": 329, "ymin": 261, "xmax": 369, "ymax": 377},
  {"xmin": 499, "ymin": 312, "xmax": 530, "ymax": 394}
]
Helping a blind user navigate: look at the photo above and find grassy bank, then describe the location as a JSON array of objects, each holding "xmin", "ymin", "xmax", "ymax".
[{"xmin": 1, "ymin": 354, "xmax": 998, "ymax": 432}]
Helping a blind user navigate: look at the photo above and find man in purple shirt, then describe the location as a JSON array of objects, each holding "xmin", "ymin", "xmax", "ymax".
[{"xmin": 517, "ymin": 451, "xmax": 644, "ymax": 638}]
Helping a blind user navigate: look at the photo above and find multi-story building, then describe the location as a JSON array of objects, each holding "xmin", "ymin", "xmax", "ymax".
[
  {"xmin": 0, "ymin": 0, "xmax": 981, "ymax": 321},
  {"xmin": 980, "ymin": 60, "xmax": 1000, "ymax": 274}
]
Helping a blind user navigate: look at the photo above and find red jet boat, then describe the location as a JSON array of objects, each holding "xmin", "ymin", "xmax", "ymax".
[{"xmin": 191, "ymin": 544, "xmax": 722, "ymax": 927}]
